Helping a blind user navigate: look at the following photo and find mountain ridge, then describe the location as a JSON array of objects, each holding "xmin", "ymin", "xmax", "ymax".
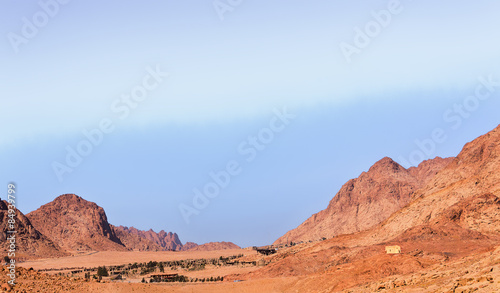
[{"xmin": 22, "ymin": 194, "xmax": 240, "ymax": 257}]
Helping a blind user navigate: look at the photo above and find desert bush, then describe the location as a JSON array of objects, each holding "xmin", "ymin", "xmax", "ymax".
[{"xmin": 97, "ymin": 266, "xmax": 108, "ymax": 277}]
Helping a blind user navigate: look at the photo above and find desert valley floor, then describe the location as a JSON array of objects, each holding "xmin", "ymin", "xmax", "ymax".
[{"xmin": 6, "ymin": 242, "xmax": 500, "ymax": 292}]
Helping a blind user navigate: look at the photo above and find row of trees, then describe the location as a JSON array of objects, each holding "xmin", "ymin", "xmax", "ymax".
[
  {"xmin": 191, "ymin": 276, "xmax": 224, "ymax": 282},
  {"xmin": 147, "ymin": 275, "xmax": 224, "ymax": 283},
  {"xmin": 80, "ymin": 254, "xmax": 244, "ymax": 281}
]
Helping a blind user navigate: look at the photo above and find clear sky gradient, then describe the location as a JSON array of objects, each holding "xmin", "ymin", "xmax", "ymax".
[{"xmin": 1, "ymin": 0, "xmax": 500, "ymax": 247}]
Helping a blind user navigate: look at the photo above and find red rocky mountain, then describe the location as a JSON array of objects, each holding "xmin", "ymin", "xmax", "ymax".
[
  {"xmin": 24, "ymin": 194, "xmax": 239, "ymax": 254},
  {"xmin": 275, "ymin": 156, "xmax": 453, "ymax": 244},
  {"xmin": 27, "ymin": 194, "xmax": 126, "ymax": 252}
]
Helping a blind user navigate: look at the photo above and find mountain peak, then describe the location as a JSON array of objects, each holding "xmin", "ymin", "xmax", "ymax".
[
  {"xmin": 368, "ymin": 157, "xmax": 405, "ymax": 173},
  {"xmin": 54, "ymin": 193, "xmax": 82, "ymax": 203},
  {"xmin": 51, "ymin": 194, "xmax": 97, "ymax": 208}
]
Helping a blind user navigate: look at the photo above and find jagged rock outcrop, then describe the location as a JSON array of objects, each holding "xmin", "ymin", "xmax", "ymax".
[
  {"xmin": 113, "ymin": 226, "xmax": 240, "ymax": 251},
  {"xmin": 112, "ymin": 226, "xmax": 183, "ymax": 251}
]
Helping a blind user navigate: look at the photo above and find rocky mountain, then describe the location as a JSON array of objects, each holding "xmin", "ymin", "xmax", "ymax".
[
  {"xmin": 112, "ymin": 226, "xmax": 183, "ymax": 251},
  {"xmin": 113, "ymin": 226, "xmax": 241, "ymax": 252},
  {"xmin": 0, "ymin": 200, "xmax": 68, "ymax": 259},
  {"xmin": 23, "ymin": 194, "xmax": 238, "ymax": 254},
  {"xmin": 181, "ymin": 242, "xmax": 198, "ymax": 251},
  {"xmin": 185, "ymin": 241, "xmax": 240, "ymax": 251},
  {"xmin": 26, "ymin": 194, "xmax": 126, "ymax": 252},
  {"xmin": 365, "ymin": 123, "xmax": 500, "ymax": 245},
  {"xmin": 111, "ymin": 225, "xmax": 164, "ymax": 251},
  {"xmin": 275, "ymin": 156, "xmax": 453, "ymax": 244},
  {"xmin": 234, "ymin": 124, "xmax": 500, "ymax": 292}
]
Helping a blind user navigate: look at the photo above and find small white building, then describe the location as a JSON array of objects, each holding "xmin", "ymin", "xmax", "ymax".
[{"xmin": 385, "ymin": 245, "xmax": 401, "ymax": 254}]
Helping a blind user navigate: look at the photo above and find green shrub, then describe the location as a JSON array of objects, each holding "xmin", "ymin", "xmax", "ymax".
[{"xmin": 97, "ymin": 266, "xmax": 108, "ymax": 277}]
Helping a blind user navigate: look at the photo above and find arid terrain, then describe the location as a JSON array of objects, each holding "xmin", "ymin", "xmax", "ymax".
[{"xmin": 2, "ymin": 124, "xmax": 500, "ymax": 292}]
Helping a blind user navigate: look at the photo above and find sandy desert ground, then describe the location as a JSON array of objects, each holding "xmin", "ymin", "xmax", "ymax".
[
  {"xmin": 19, "ymin": 249, "xmax": 251, "ymax": 270},
  {"xmin": 11, "ymin": 248, "xmax": 300, "ymax": 293},
  {"xmin": 2, "ymin": 241, "xmax": 500, "ymax": 292}
]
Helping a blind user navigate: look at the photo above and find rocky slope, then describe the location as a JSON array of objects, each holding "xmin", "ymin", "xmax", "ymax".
[
  {"xmin": 241, "ymin": 192, "xmax": 500, "ymax": 291},
  {"xmin": 0, "ymin": 200, "xmax": 67, "ymax": 259},
  {"xmin": 275, "ymin": 156, "xmax": 453, "ymax": 244},
  {"xmin": 0, "ymin": 266, "xmax": 87, "ymax": 293},
  {"xmin": 26, "ymin": 194, "xmax": 126, "ymax": 252}
]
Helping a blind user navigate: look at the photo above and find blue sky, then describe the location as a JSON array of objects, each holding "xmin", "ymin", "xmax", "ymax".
[{"xmin": 1, "ymin": 0, "xmax": 500, "ymax": 247}]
